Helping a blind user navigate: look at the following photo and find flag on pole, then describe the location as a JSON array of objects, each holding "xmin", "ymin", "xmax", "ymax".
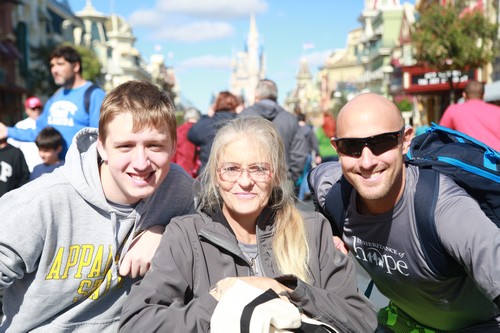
[{"xmin": 302, "ymin": 41, "xmax": 315, "ymax": 50}]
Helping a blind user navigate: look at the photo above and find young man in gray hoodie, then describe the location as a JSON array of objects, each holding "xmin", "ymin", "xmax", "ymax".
[{"xmin": 0, "ymin": 80, "xmax": 195, "ymax": 332}]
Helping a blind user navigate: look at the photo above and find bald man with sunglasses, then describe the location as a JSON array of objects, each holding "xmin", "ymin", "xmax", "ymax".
[{"xmin": 309, "ymin": 93, "xmax": 500, "ymax": 332}]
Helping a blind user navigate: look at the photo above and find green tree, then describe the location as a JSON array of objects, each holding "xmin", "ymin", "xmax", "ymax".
[
  {"xmin": 74, "ymin": 45, "xmax": 102, "ymax": 83},
  {"xmin": 395, "ymin": 98, "xmax": 412, "ymax": 112},
  {"xmin": 412, "ymin": 1, "xmax": 497, "ymax": 103},
  {"xmin": 331, "ymin": 92, "xmax": 348, "ymax": 120}
]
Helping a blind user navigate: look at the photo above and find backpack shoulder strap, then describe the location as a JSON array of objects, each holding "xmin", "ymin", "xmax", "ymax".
[
  {"xmin": 414, "ymin": 168, "xmax": 464, "ymax": 277},
  {"xmin": 324, "ymin": 176, "xmax": 353, "ymax": 236},
  {"xmin": 84, "ymin": 83, "xmax": 99, "ymax": 114},
  {"xmin": 323, "ymin": 177, "xmax": 375, "ymax": 298}
]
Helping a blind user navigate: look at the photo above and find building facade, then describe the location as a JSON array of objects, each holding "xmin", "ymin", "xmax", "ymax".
[
  {"xmin": 0, "ymin": 0, "xmax": 181, "ymax": 127},
  {"xmin": 284, "ymin": 57, "xmax": 321, "ymax": 114},
  {"xmin": 399, "ymin": 0, "xmax": 497, "ymax": 127},
  {"xmin": 318, "ymin": 27, "xmax": 365, "ymax": 113}
]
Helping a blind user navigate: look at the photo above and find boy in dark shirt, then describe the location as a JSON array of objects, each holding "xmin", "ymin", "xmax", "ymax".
[
  {"xmin": 30, "ymin": 127, "xmax": 64, "ymax": 180},
  {"xmin": 0, "ymin": 138, "xmax": 29, "ymax": 196}
]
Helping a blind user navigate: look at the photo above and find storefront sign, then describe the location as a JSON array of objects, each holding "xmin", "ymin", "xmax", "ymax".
[
  {"xmin": 401, "ymin": 65, "xmax": 477, "ymax": 94},
  {"xmin": 412, "ymin": 70, "xmax": 470, "ymax": 86}
]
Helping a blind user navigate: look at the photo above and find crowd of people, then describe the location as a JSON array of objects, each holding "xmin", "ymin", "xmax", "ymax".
[
  {"xmin": 0, "ymin": 45, "xmax": 106, "ymax": 197},
  {"xmin": 0, "ymin": 43, "xmax": 499, "ymax": 332}
]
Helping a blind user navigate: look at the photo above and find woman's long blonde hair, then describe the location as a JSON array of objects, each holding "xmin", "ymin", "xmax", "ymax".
[{"xmin": 198, "ymin": 117, "xmax": 310, "ymax": 282}]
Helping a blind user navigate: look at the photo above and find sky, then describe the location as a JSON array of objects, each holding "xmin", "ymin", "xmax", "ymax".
[{"xmin": 67, "ymin": 0, "xmax": 412, "ymax": 112}]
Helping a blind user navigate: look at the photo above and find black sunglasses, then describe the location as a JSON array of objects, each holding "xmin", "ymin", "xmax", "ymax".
[{"xmin": 332, "ymin": 127, "xmax": 405, "ymax": 157}]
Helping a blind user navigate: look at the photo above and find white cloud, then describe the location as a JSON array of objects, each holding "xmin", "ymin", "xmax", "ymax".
[
  {"xmin": 128, "ymin": 0, "xmax": 263, "ymax": 42},
  {"xmin": 128, "ymin": 0, "xmax": 267, "ymax": 42},
  {"xmin": 281, "ymin": 50, "xmax": 332, "ymax": 71},
  {"xmin": 156, "ymin": 0, "xmax": 268, "ymax": 19},
  {"xmin": 128, "ymin": 9, "xmax": 164, "ymax": 28},
  {"xmin": 304, "ymin": 50, "xmax": 332, "ymax": 68},
  {"xmin": 153, "ymin": 21, "xmax": 235, "ymax": 42},
  {"xmin": 179, "ymin": 55, "xmax": 231, "ymax": 69},
  {"xmin": 129, "ymin": 8, "xmax": 235, "ymax": 42}
]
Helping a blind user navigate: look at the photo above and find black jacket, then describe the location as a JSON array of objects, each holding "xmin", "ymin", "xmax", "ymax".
[{"xmin": 187, "ymin": 110, "xmax": 237, "ymax": 173}]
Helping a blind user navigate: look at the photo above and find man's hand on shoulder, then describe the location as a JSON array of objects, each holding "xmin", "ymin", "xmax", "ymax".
[{"xmin": 119, "ymin": 225, "xmax": 165, "ymax": 278}]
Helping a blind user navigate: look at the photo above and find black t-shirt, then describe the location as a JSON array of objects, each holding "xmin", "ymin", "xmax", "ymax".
[{"xmin": 0, "ymin": 143, "xmax": 30, "ymax": 196}]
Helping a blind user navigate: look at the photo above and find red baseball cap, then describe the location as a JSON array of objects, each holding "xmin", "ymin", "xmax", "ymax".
[{"xmin": 25, "ymin": 96, "xmax": 42, "ymax": 109}]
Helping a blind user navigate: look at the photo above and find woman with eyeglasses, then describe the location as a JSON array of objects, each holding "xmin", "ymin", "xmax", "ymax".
[{"xmin": 119, "ymin": 117, "xmax": 377, "ymax": 333}]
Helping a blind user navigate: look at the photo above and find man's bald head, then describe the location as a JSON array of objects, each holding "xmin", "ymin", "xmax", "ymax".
[
  {"xmin": 333, "ymin": 93, "xmax": 411, "ymax": 215},
  {"xmin": 336, "ymin": 93, "xmax": 404, "ymax": 139}
]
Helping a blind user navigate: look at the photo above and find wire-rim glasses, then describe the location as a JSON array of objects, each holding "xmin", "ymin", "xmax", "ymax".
[{"xmin": 218, "ymin": 163, "xmax": 272, "ymax": 182}]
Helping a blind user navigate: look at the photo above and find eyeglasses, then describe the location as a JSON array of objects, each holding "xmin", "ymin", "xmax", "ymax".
[
  {"xmin": 218, "ymin": 163, "xmax": 271, "ymax": 182},
  {"xmin": 30, "ymin": 107, "xmax": 42, "ymax": 110},
  {"xmin": 332, "ymin": 127, "xmax": 405, "ymax": 158}
]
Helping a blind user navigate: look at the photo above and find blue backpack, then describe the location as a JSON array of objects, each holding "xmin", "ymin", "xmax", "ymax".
[{"xmin": 319, "ymin": 123, "xmax": 500, "ymax": 279}]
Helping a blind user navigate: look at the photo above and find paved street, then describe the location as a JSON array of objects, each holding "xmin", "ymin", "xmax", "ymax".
[{"xmin": 297, "ymin": 198, "xmax": 389, "ymax": 310}]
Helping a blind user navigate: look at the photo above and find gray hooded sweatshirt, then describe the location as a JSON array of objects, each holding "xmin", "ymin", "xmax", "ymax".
[
  {"xmin": 239, "ymin": 100, "xmax": 308, "ymax": 183},
  {"xmin": 0, "ymin": 128, "xmax": 195, "ymax": 332}
]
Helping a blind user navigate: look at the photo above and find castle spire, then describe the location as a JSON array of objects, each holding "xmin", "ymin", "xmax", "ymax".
[
  {"xmin": 248, "ymin": 13, "xmax": 258, "ymax": 41},
  {"xmin": 229, "ymin": 13, "xmax": 265, "ymax": 106},
  {"xmin": 85, "ymin": 0, "xmax": 94, "ymax": 9}
]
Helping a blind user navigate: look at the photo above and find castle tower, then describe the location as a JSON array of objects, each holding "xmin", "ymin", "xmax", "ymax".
[
  {"xmin": 284, "ymin": 57, "xmax": 320, "ymax": 113},
  {"xmin": 229, "ymin": 14, "xmax": 266, "ymax": 106}
]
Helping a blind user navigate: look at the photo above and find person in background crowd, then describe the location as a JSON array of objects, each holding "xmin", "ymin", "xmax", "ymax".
[
  {"xmin": 30, "ymin": 126, "xmax": 64, "ymax": 181},
  {"xmin": 296, "ymin": 113, "xmax": 320, "ymax": 201},
  {"xmin": 315, "ymin": 112, "xmax": 338, "ymax": 162},
  {"xmin": 239, "ymin": 79, "xmax": 308, "ymax": 185},
  {"xmin": 188, "ymin": 91, "xmax": 239, "ymax": 174},
  {"xmin": 0, "ymin": 45, "xmax": 106, "ymax": 158},
  {"xmin": 439, "ymin": 80, "xmax": 500, "ymax": 150},
  {"xmin": 172, "ymin": 107, "xmax": 201, "ymax": 177},
  {"xmin": 0, "ymin": 80, "xmax": 195, "ymax": 332},
  {"xmin": 7, "ymin": 96, "xmax": 44, "ymax": 171},
  {"xmin": 0, "ymin": 137, "xmax": 29, "ymax": 197},
  {"xmin": 119, "ymin": 117, "xmax": 377, "ymax": 333},
  {"xmin": 235, "ymin": 94, "xmax": 245, "ymax": 114},
  {"xmin": 309, "ymin": 93, "xmax": 500, "ymax": 332}
]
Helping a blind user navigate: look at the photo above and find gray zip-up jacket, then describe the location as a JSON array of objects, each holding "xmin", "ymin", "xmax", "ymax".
[
  {"xmin": 119, "ymin": 208, "xmax": 378, "ymax": 333},
  {"xmin": 0, "ymin": 128, "xmax": 195, "ymax": 333}
]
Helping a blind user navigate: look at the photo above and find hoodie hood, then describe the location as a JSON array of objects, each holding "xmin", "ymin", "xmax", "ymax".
[
  {"xmin": 246, "ymin": 99, "xmax": 281, "ymax": 121},
  {"xmin": 59, "ymin": 127, "xmax": 109, "ymax": 212}
]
